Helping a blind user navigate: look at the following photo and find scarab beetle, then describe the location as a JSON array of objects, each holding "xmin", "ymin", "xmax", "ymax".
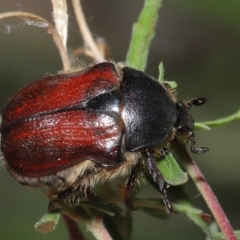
[{"xmin": 0, "ymin": 62, "xmax": 208, "ymax": 212}]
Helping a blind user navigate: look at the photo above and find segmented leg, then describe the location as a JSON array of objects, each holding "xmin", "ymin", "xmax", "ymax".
[
  {"xmin": 145, "ymin": 149, "xmax": 173, "ymax": 214},
  {"xmin": 124, "ymin": 161, "xmax": 142, "ymax": 210}
]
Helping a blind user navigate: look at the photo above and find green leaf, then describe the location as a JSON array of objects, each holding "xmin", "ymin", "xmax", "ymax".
[
  {"xmin": 157, "ymin": 153, "xmax": 188, "ymax": 186},
  {"xmin": 158, "ymin": 62, "xmax": 178, "ymax": 88},
  {"xmin": 164, "ymin": 80, "xmax": 178, "ymax": 89},
  {"xmin": 202, "ymin": 108, "xmax": 240, "ymax": 127},
  {"xmin": 186, "ymin": 212, "xmax": 211, "ymax": 236},
  {"xmin": 35, "ymin": 210, "xmax": 61, "ymax": 233},
  {"xmin": 211, "ymin": 230, "xmax": 240, "ymax": 240},
  {"xmin": 126, "ymin": 0, "xmax": 162, "ymax": 70},
  {"xmin": 158, "ymin": 62, "xmax": 165, "ymax": 83},
  {"xmin": 170, "ymin": 186, "xmax": 211, "ymax": 236},
  {"xmin": 206, "ymin": 222, "xmax": 219, "ymax": 240}
]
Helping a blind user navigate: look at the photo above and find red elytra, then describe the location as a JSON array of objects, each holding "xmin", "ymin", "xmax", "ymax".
[
  {"xmin": 2, "ymin": 63, "xmax": 120, "ymax": 126},
  {"xmin": 1, "ymin": 63, "xmax": 123, "ymax": 177}
]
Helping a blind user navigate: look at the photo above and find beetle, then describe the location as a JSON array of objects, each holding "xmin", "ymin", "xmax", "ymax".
[{"xmin": 0, "ymin": 62, "xmax": 208, "ymax": 213}]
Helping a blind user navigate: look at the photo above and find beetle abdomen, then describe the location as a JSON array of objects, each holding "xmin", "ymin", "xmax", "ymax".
[{"xmin": 121, "ymin": 67, "xmax": 177, "ymax": 151}]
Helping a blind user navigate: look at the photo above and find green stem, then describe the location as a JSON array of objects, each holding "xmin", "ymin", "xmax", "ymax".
[
  {"xmin": 172, "ymin": 139, "xmax": 237, "ymax": 240},
  {"xmin": 202, "ymin": 109, "xmax": 240, "ymax": 127},
  {"xmin": 126, "ymin": 0, "xmax": 162, "ymax": 71}
]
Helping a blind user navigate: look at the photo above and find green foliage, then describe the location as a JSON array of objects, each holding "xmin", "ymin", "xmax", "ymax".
[
  {"xmin": 157, "ymin": 153, "xmax": 188, "ymax": 186},
  {"xmin": 35, "ymin": 210, "xmax": 61, "ymax": 234},
  {"xmin": 126, "ymin": 0, "xmax": 162, "ymax": 71}
]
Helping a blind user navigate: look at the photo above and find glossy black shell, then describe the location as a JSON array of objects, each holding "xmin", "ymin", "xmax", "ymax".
[{"xmin": 121, "ymin": 67, "xmax": 176, "ymax": 151}]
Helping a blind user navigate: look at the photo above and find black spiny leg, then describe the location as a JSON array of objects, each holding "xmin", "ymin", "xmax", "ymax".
[
  {"xmin": 145, "ymin": 149, "xmax": 173, "ymax": 214},
  {"xmin": 124, "ymin": 161, "xmax": 142, "ymax": 210}
]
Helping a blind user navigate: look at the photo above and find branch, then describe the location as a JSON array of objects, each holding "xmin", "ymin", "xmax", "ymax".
[
  {"xmin": 172, "ymin": 139, "xmax": 237, "ymax": 240},
  {"xmin": 71, "ymin": 0, "xmax": 105, "ymax": 63},
  {"xmin": 0, "ymin": 11, "xmax": 70, "ymax": 71}
]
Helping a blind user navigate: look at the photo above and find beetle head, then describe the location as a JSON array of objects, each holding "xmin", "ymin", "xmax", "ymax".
[{"xmin": 175, "ymin": 98, "xmax": 209, "ymax": 154}]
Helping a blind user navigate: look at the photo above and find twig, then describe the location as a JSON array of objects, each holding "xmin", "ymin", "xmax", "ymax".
[
  {"xmin": 173, "ymin": 139, "xmax": 237, "ymax": 240},
  {"xmin": 0, "ymin": 11, "xmax": 70, "ymax": 71},
  {"xmin": 63, "ymin": 208, "xmax": 112, "ymax": 240},
  {"xmin": 71, "ymin": 0, "xmax": 105, "ymax": 63},
  {"xmin": 86, "ymin": 214, "xmax": 113, "ymax": 240},
  {"xmin": 51, "ymin": 0, "xmax": 68, "ymax": 51},
  {"xmin": 63, "ymin": 214, "xmax": 85, "ymax": 240}
]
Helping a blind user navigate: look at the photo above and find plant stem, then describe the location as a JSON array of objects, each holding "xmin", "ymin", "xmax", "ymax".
[
  {"xmin": 126, "ymin": 0, "xmax": 162, "ymax": 71},
  {"xmin": 63, "ymin": 208, "xmax": 112, "ymax": 240},
  {"xmin": 51, "ymin": 0, "xmax": 68, "ymax": 51},
  {"xmin": 0, "ymin": 11, "xmax": 70, "ymax": 71},
  {"xmin": 63, "ymin": 214, "xmax": 85, "ymax": 240},
  {"xmin": 173, "ymin": 139, "xmax": 237, "ymax": 240},
  {"xmin": 202, "ymin": 108, "xmax": 240, "ymax": 127},
  {"xmin": 71, "ymin": 0, "xmax": 105, "ymax": 63},
  {"xmin": 85, "ymin": 214, "xmax": 113, "ymax": 240}
]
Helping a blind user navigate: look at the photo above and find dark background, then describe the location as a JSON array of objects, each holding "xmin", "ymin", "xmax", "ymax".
[{"xmin": 0, "ymin": 1, "xmax": 239, "ymax": 239}]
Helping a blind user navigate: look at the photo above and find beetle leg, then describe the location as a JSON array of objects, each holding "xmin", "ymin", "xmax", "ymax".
[
  {"xmin": 188, "ymin": 130, "xmax": 209, "ymax": 154},
  {"xmin": 145, "ymin": 149, "xmax": 173, "ymax": 214},
  {"xmin": 124, "ymin": 161, "xmax": 142, "ymax": 210}
]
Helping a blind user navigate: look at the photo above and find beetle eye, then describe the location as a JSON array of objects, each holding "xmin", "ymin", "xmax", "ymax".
[
  {"xmin": 188, "ymin": 131, "xmax": 209, "ymax": 154},
  {"xmin": 176, "ymin": 125, "xmax": 189, "ymax": 134}
]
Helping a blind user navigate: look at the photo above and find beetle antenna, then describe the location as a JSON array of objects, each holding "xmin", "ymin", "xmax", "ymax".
[
  {"xmin": 187, "ymin": 97, "xmax": 207, "ymax": 109},
  {"xmin": 189, "ymin": 131, "xmax": 209, "ymax": 154}
]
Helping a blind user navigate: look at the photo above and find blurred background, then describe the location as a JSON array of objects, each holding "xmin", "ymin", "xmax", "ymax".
[{"xmin": 0, "ymin": 1, "xmax": 239, "ymax": 239}]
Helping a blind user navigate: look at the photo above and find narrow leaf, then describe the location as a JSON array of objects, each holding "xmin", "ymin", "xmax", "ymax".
[
  {"xmin": 157, "ymin": 153, "xmax": 188, "ymax": 186},
  {"xmin": 35, "ymin": 210, "xmax": 61, "ymax": 233},
  {"xmin": 158, "ymin": 62, "xmax": 164, "ymax": 83},
  {"xmin": 170, "ymin": 186, "xmax": 211, "ymax": 236},
  {"xmin": 164, "ymin": 80, "xmax": 178, "ymax": 89},
  {"xmin": 126, "ymin": 0, "xmax": 162, "ymax": 70},
  {"xmin": 211, "ymin": 230, "xmax": 240, "ymax": 240},
  {"xmin": 158, "ymin": 62, "xmax": 177, "ymax": 88}
]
